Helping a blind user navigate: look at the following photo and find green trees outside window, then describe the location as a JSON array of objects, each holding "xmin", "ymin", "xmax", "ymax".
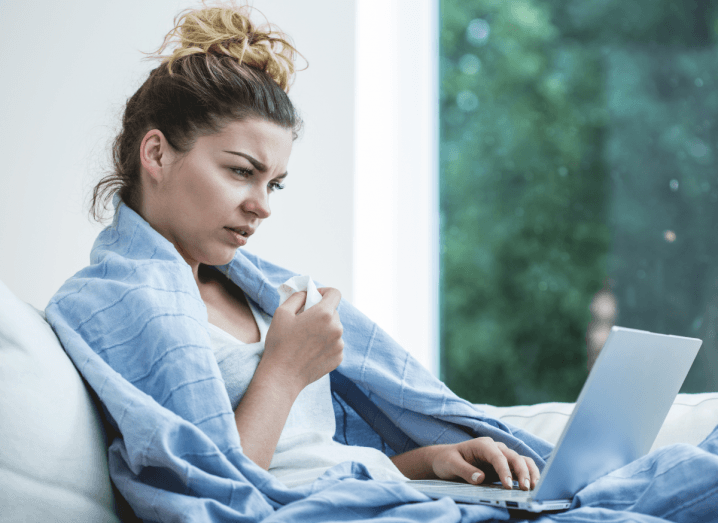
[{"xmin": 440, "ymin": 0, "xmax": 718, "ymax": 406}]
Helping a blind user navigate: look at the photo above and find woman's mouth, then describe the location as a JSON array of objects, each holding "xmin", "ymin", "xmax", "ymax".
[{"xmin": 225, "ymin": 227, "xmax": 250, "ymax": 246}]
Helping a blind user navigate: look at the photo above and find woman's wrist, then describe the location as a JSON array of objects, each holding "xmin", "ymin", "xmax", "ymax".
[
  {"xmin": 254, "ymin": 354, "xmax": 306, "ymax": 398},
  {"xmin": 390, "ymin": 444, "xmax": 448, "ymax": 480}
]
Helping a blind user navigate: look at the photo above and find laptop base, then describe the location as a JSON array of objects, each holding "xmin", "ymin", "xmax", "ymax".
[{"xmin": 409, "ymin": 480, "xmax": 571, "ymax": 513}]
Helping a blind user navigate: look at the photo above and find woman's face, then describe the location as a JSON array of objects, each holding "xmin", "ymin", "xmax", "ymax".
[{"xmin": 142, "ymin": 118, "xmax": 293, "ymax": 270}]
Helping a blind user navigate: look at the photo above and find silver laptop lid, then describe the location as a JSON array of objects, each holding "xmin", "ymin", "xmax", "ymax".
[{"xmin": 533, "ymin": 326, "xmax": 702, "ymax": 501}]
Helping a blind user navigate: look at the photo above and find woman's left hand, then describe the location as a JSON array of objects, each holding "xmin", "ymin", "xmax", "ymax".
[{"xmin": 430, "ymin": 437, "xmax": 540, "ymax": 491}]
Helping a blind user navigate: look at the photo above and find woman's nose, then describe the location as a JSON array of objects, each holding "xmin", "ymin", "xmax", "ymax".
[{"xmin": 242, "ymin": 186, "xmax": 271, "ymax": 219}]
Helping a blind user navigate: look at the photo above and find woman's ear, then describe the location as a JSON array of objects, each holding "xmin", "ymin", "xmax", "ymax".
[{"xmin": 139, "ymin": 129, "xmax": 172, "ymax": 184}]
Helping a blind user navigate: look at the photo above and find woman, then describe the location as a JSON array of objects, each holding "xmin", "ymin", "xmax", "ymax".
[
  {"xmin": 128, "ymin": 92, "xmax": 538, "ymax": 489},
  {"xmin": 46, "ymin": 4, "xmax": 718, "ymax": 523}
]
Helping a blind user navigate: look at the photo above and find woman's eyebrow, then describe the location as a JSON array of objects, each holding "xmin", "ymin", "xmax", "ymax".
[
  {"xmin": 223, "ymin": 150, "xmax": 266, "ymax": 171},
  {"xmin": 222, "ymin": 150, "xmax": 288, "ymax": 177}
]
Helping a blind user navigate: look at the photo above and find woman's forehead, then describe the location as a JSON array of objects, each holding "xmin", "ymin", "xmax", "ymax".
[
  {"xmin": 212, "ymin": 119, "xmax": 292, "ymax": 146},
  {"xmin": 202, "ymin": 118, "xmax": 293, "ymax": 164}
]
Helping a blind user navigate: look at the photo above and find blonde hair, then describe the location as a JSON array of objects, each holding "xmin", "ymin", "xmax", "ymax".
[{"xmin": 153, "ymin": 3, "xmax": 300, "ymax": 92}]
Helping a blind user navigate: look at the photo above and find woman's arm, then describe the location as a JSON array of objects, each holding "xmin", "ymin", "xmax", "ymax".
[
  {"xmin": 233, "ymin": 359, "xmax": 303, "ymax": 470},
  {"xmin": 233, "ymin": 288, "xmax": 344, "ymax": 469},
  {"xmin": 390, "ymin": 438, "xmax": 540, "ymax": 491}
]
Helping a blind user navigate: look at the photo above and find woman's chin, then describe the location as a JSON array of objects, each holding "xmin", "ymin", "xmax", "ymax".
[{"xmin": 213, "ymin": 249, "xmax": 239, "ymax": 266}]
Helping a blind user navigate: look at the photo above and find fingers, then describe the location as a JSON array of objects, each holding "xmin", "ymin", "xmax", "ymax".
[
  {"xmin": 279, "ymin": 287, "xmax": 341, "ymax": 317},
  {"xmin": 494, "ymin": 444, "xmax": 540, "ymax": 491},
  {"xmin": 442, "ymin": 450, "xmax": 486, "ymax": 485},
  {"xmin": 472, "ymin": 439, "xmax": 515, "ymax": 490},
  {"xmin": 459, "ymin": 438, "xmax": 540, "ymax": 491},
  {"xmin": 496, "ymin": 443, "xmax": 530, "ymax": 491},
  {"xmin": 524, "ymin": 456, "xmax": 541, "ymax": 490},
  {"xmin": 278, "ymin": 291, "xmax": 308, "ymax": 315},
  {"xmin": 317, "ymin": 287, "xmax": 342, "ymax": 310},
  {"xmin": 309, "ymin": 288, "xmax": 342, "ymax": 340}
]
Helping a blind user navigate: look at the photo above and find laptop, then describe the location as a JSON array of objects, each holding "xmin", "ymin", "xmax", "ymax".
[{"xmin": 409, "ymin": 326, "xmax": 702, "ymax": 513}]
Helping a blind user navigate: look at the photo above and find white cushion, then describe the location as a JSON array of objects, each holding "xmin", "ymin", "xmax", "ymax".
[
  {"xmin": 653, "ymin": 393, "xmax": 718, "ymax": 449},
  {"xmin": 0, "ymin": 279, "xmax": 120, "ymax": 523},
  {"xmin": 478, "ymin": 402, "xmax": 575, "ymax": 447},
  {"xmin": 479, "ymin": 392, "xmax": 718, "ymax": 452}
]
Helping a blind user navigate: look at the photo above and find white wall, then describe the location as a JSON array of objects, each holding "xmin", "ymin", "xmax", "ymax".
[
  {"xmin": 0, "ymin": 0, "xmax": 439, "ymax": 375},
  {"xmin": 0, "ymin": 0, "xmax": 356, "ymax": 308}
]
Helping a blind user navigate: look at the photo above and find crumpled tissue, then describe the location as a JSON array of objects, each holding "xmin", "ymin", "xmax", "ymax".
[{"xmin": 278, "ymin": 275, "xmax": 322, "ymax": 312}]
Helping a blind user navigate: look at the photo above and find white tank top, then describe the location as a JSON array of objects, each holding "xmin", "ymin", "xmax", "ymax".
[{"xmin": 208, "ymin": 299, "xmax": 407, "ymax": 488}]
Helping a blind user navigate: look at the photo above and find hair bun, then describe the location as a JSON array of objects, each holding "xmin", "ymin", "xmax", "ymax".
[{"xmin": 154, "ymin": 4, "xmax": 299, "ymax": 92}]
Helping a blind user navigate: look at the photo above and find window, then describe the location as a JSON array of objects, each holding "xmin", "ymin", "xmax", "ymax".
[{"xmin": 440, "ymin": 0, "xmax": 718, "ymax": 405}]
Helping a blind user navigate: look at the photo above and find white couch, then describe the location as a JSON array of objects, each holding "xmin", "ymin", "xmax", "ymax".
[{"xmin": 1, "ymin": 278, "xmax": 717, "ymax": 522}]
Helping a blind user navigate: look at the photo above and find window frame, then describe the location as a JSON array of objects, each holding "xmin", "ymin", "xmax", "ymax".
[{"xmin": 353, "ymin": 0, "xmax": 440, "ymax": 375}]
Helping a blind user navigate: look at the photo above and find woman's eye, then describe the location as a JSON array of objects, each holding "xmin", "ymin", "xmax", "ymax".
[
  {"xmin": 269, "ymin": 181, "xmax": 286, "ymax": 192},
  {"xmin": 232, "ymin": 167, "xmax": 253, "ymax": 177}
]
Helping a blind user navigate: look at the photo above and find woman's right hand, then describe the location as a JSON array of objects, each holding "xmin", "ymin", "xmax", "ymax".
[{"xmin": 261, "ymin": 287, "xmax": 344, "ymax": 393}]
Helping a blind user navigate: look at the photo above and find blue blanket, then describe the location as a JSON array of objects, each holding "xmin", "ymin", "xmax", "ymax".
[{"xmin": 46, "ymin": 201, "xmax": 718, "ymax": 522}]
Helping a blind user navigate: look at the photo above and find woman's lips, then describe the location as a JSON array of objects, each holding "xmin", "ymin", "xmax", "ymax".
[{"xmin": 225, "ymin": 227, "xmax": 248, "ymax": 246}]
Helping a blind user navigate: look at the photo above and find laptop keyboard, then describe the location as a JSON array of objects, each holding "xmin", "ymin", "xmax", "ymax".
[{"xmin": 409, "ymin": 480, "xmax": 533, "ymax": 501}]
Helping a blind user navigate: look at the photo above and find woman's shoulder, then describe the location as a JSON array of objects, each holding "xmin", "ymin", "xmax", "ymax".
[{"xmin": 47, "ymin": 209, "xmax": 201, "ymax": 324}]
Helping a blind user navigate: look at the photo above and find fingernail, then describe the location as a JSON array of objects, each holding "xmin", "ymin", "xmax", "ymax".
[
  {"xmin": 523, "ymin": 478, "xmax": 530, "ymax": 490},
  {"xmin": 471, "ymin": 472, "xmax": 481, "ymax": 483},
  {"xmin": 506, "ymin": 476, "xmax": 513, "ymax": 489}
]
